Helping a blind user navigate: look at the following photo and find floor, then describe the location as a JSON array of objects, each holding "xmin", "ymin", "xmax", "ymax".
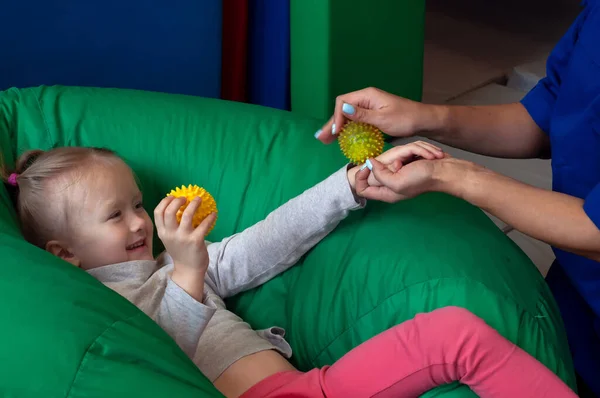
[
  {"xmin": 422, "ymin": 0, "xmax": 579, "ymax": 105},
  {"xmin": 399, "ymin": 0, "xmax": 582, "ymax": 276}
]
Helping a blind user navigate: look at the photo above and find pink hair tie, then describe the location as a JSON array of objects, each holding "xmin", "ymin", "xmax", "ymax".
[{"xmin": 7, "ymin": 173, "xmax": 18, "ymax": 187}]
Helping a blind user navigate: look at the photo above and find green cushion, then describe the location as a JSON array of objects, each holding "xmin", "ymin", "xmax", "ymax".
[{"xmin": 0, "ymin": 86, "xmax": 575, "ymax": 397}]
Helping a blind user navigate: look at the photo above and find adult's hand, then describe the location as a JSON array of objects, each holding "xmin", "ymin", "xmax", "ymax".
[
  {"xmin": 354, "ymin": 143, "xmax": 448, "ymax": 203},
  {"xmin": 314, "ymin": 87, "xmax": 549, "ymax": 160},
  {"xmin": 347, "ymin": 140, "xmax": 445, "ymax": 193},
  {"xmin": 354, "ymin": 158, "xmax": 437, "ymax": 203},
  {"xmin": 359, "ymin": 151, "xmax": 600, "ymax": 263},
  {"xmin": 315, "ymin": 87, "xmax": 442, "ymax": 144}
]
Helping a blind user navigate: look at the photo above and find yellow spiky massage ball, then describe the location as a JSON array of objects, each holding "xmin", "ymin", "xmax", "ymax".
[
  {"xmin": 167, "ymin": 185, "xmax": 218, "ymax": 235},
  {"xmin": 338, "ymin": 121, "xmax": 385, "ymax": 164}
]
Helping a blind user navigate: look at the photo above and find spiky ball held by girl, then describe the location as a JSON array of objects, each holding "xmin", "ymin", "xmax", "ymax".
[{"xmin": 167, "ymin": 185, "xmax": 218, "ymax": 235}]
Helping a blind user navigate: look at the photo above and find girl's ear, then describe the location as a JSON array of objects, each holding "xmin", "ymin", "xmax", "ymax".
[{"xmin": 45, "ymin": 240, "xmax": 81, "ymax": 267}]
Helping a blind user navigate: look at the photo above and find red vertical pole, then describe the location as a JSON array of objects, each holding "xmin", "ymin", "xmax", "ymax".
[{"xmin": 221, "ymin": 0, "xmax": 249, "ymax": 102}]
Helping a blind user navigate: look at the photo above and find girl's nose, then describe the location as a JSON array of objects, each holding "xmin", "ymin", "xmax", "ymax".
[{"xmin": 130, "ymin": 213, "xmax": 146, "ymax": 232}]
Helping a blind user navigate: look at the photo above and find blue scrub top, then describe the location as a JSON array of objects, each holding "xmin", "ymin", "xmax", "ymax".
[{"xmin": 520, "ymin": 0, "xmax": 600, "ymax": 393}]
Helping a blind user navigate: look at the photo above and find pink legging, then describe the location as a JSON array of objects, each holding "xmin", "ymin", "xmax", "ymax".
[{"xmin": 241, "ymin": 307, "xmax": 577, "ymax": 398}]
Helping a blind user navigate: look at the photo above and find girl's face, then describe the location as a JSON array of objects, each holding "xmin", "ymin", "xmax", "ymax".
[{"xmin": 61, "ymin": 160, "xmax": 155, "ymax": 270}]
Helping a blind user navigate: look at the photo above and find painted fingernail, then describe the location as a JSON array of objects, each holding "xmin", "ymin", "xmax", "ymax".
[
  {"xmin": 366, "ymin": 159, "xmax": 373, "ymax": 171},
  {"xmin": 342, "ymin": 103, "xmax": 355, "ymax": 115},
  {"xmin": 314, "ymin": 129, "xmax": 322, "ymax": 139},
  {"xmin": 331, "ymin": 123, "xmax": 337, "ymax": 135},
  {"xmin": 360, "ymin": 163, "xmax": 368, "ymax": 171}
]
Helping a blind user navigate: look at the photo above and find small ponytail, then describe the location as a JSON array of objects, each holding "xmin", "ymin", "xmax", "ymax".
[
  {"xmin": 15, "ymin": 149, "xmax": 45, "ymax": 175},
  {"xmin": 1, "ymin": 149, "xmax": 45, "ymax": 191},
  {"xmin": 1, "ymin": 146, "xmax": 119, "ymax": 248}
]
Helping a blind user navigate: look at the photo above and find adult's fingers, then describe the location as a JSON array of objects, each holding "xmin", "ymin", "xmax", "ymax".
[
  {"xmin": 316, "ymin": 87, "xmax": 383, "ymax": 144},
  {"xmin": 367, "ymin": 158, "xmax": 402, "ymax": 192},
  {"xmin": 412, "ymin": 140, "xmax": 444, "ymax": 157},
  {"xmin": 388, "ymin": 159, "xmax": 403, "ymax": 173},
  {"xmin": 355, "ymin": 168, "xmax": 402, "ymax": 203},
  {"xmin": 406, "ymin": 143, "xmax": 442, "ymax": 160},
  {"xmin": 359, "ymin": 186, "xmax": 404, "ymax": 203},
  {"xmin": 334, "ymin": 88, "xmax": 386, "ymax": 136},
  {"xmin": 332, "ymin": 89, "xmax": 370, "ymax": 138},
  {"xmin": 376, "ymin": 142, "xmax": 442, "ymax": 166},
  {"xmin": 315, "ymin": 116, "xmax": 337, "ymax": 144},
  {"xmin": 355, "ymin": 166, "xmax": 371, "ymax": 193},
  {"xmin": 334, "ymin": 102, "xmax": 379, "ymax": 137},
  {"xmin": 356, "ymin": 163, "xmax": 395, "ymax": 193},
  {"xmin": 363, "ymin": 159, "xmax": 403, "ymax": 188}
]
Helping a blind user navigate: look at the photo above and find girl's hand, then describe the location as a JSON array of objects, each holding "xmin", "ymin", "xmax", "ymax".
[
  {"xmin": 316, "ymin": 87, "xmax": 441, "ymax": 144},
  {"xmin": 154, "ymin": 196, "xmax": 217, "ymax": 301},
  {"xmin": 347, "ymin": 141, "xmax": 445, "ymax": 191},
  {"xmin": 353, "ymin": 142, "xmax": 450, "ymax": 203}
]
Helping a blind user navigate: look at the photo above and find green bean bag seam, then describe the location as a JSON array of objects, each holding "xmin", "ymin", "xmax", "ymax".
[
  {"xmin": 33, "ymin": 91, "xmax": 52, "ymax": 147},
  {"xmin": 65, "ymin": 312, "xmax": 143, "ymax": 398},
  {"xmin": 310, "ymin": 276, "xmax": 568, "ymax": 370}
]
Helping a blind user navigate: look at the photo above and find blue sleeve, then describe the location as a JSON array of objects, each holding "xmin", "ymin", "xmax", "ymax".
[
  {"xmin": 520, "ymin": 5, "xmax": 592, "ymax": 133},
  {"xmin": 584, "ymin": 182, "xmax": 600, "ymax": 230}
]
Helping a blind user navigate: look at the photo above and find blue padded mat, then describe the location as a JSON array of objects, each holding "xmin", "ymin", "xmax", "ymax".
[
  {"xmin": 0, "ymin": 1, "xmax": 222, "ymax": 97},
  {"xmin": 247, "ymin": 0, "xmax": 290, "ymax": 110}
]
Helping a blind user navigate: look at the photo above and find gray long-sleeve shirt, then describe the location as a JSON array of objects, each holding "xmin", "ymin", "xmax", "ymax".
[{"xmin": 87, "ymin": 166, "xmax": 364, "ymax": 381}]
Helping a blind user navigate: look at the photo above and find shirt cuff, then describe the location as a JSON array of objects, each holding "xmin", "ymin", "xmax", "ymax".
[
  {"xmin": 331, "ymin": 164, "xmax": 367, "ymax": 209},
  {"xmin": 165, "ymin": 277, "xmax": 217, "ymax": 315},
  {"xmin": 520, "ymin": 79, "xmax": 556, "ymax": 134},
  {"xmin": 583, "ymin": 182, "xmax": 600, "ymax": 230}
]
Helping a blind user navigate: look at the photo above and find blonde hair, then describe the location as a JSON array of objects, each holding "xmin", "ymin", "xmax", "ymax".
[{"xmin": 1, "ymin": 147, "xmax": 120, "ymax": 248}]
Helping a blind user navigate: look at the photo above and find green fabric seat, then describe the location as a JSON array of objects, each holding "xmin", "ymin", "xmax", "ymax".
[{"xmin": 0, "ymin": 86, "xmax": 575, "ymax": 397}]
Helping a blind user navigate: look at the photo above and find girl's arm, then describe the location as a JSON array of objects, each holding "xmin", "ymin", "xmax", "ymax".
[
  {"xmin": 89, "ymin": 263, "xmax": 216, "ymax": 359},
  {"xmin": 204, "ymin": 165, "xmax": 364, "ymax": 298},
  {"xmin": 153, "ymin": 278, "xmax": 216, "ymax": 358}
]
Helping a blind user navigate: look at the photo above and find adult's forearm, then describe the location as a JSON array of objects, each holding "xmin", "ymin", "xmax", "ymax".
[
  {"xmin": 434, "ymin": 159, "xmax": 600, "ymax": 261},
  {"xmin": 421, "ymin": 103, "xmax": 550, "ymax": 159}
]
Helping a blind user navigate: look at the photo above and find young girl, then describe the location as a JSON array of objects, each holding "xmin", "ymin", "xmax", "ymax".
[{"xmin": 1, "ymin": 144, "xmax": 577, "ymax": 398}]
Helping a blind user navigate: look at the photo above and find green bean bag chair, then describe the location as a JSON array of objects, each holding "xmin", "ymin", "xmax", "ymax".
[{"xmin": 0, "ymin": 86, "xmax": 576, "ymax": 397}]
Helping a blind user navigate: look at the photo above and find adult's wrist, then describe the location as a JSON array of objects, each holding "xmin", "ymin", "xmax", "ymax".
[
  {"xmin": 430, "ymin": 158, "xmax": 480, "ymax": 200},
  {"xmin": 416, "ymin": 104, "xmax": 450, "ymax": 137}
]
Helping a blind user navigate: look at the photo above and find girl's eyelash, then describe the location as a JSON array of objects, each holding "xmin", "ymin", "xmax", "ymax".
[
  {"xmin": 109, "ymin": 211, "xmax": 122, "ymax": 220},
  {"xmin": 107, "ymin": 200, "xmax": 142, "ymax": 220}
]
